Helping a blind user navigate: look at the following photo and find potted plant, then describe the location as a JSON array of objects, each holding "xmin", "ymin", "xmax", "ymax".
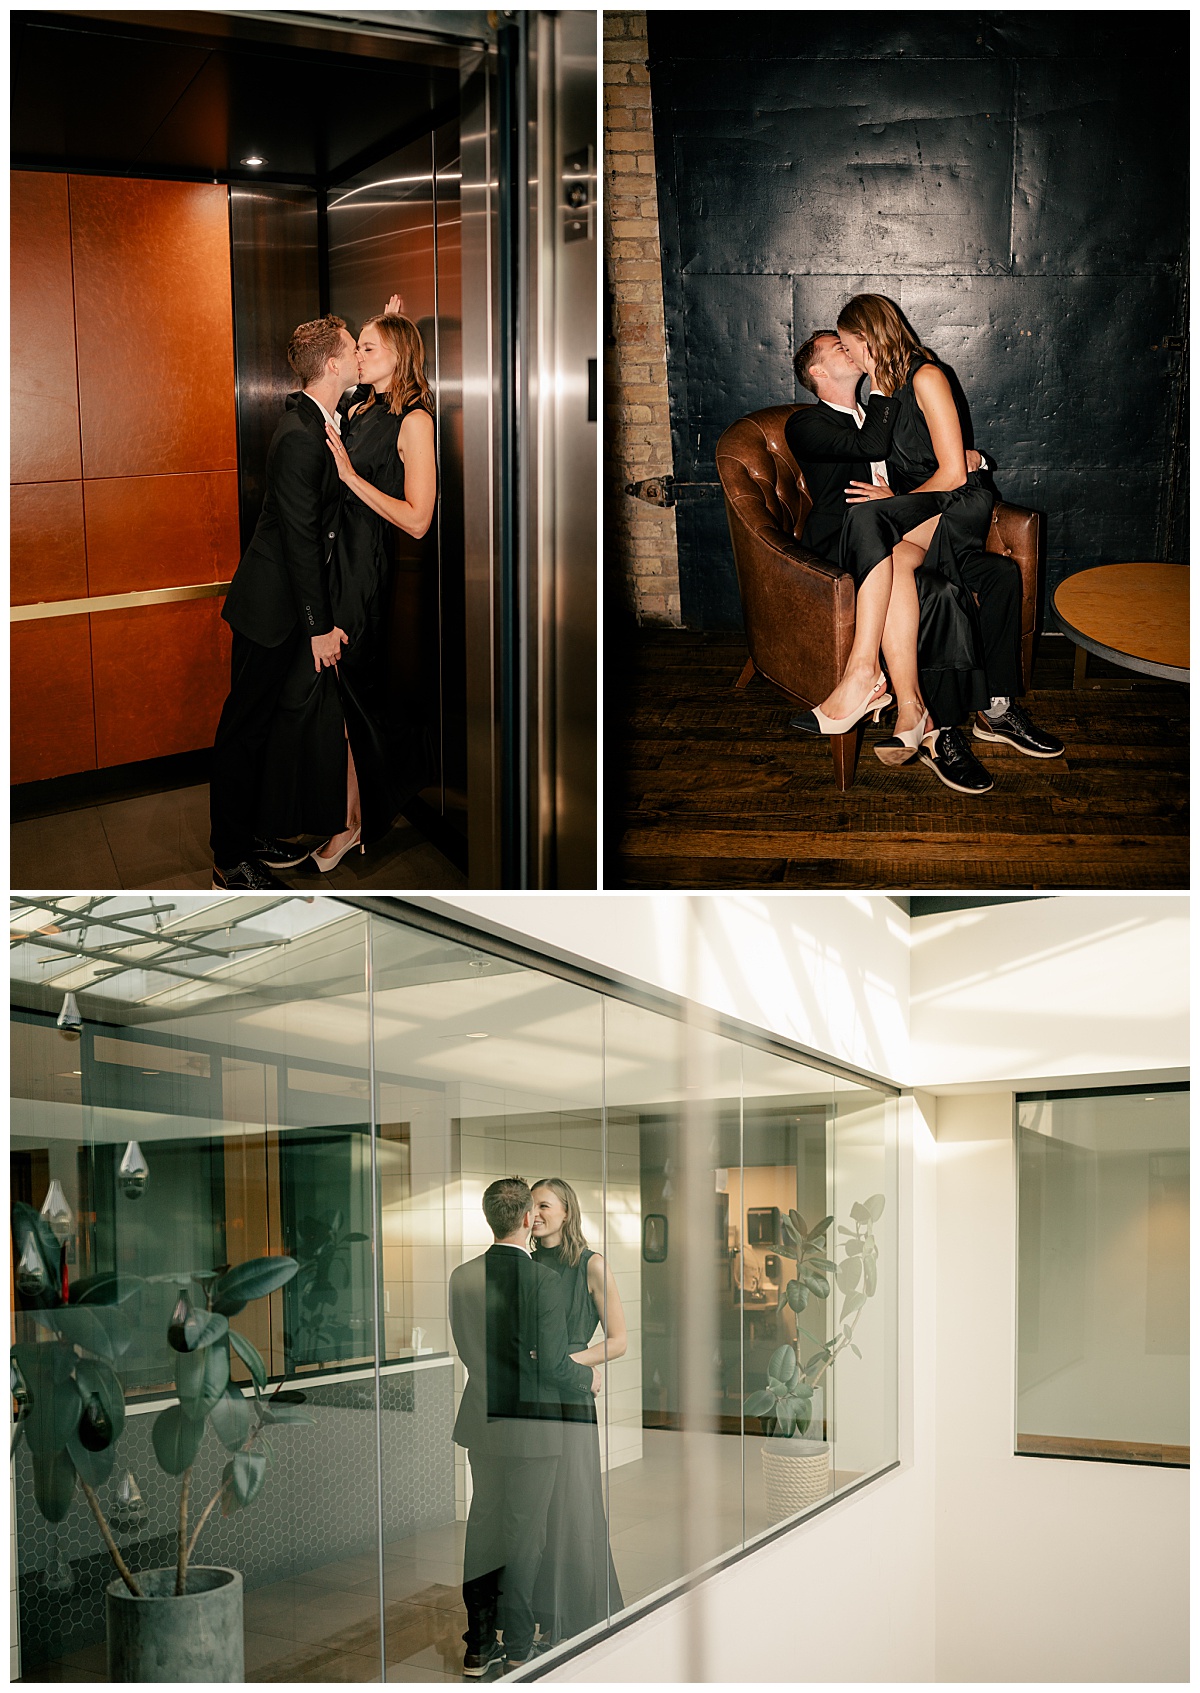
[
  {"xmin": 743, "ymin": 1194, "xmax": 885, "ymax": 1522},
  {"xmin": 10, "ymin": 1201, "xmax": 312, "ymax": 1681}
]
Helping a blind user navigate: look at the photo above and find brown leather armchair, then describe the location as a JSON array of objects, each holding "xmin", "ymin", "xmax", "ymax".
[{"xmin": 716, "ymin": 405, "xmax": 1043, "ymax": 789}]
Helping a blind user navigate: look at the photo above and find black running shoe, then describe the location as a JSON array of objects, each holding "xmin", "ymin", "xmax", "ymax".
[
  {"xmin": 917, "ymin": 726, "xmax": 995, "ymax": 795},
  {"xmin": 462, "ymin": 1641, "xmax": 504, "ymax": 1678},
  {"xmin": 973, "ymin": 702, "xmax": 1065, "ymax": 758},
  {"xmin": 254, "ymin": 836, "xmax": 312, "ymax": 868},
  {"xmin": 212, "ymin": 860, "xmax": 289, "ymax": 890}
]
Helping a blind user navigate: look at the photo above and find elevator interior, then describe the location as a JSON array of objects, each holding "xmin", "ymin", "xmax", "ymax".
[{"xmin": 10, "ymin": 9, "xmax": 597, "ymax": 888}]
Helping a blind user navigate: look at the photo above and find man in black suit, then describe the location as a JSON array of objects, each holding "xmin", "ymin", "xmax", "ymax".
[
  {"xmin": 209, "ymin": 314, "xmax": 360, "ymax": 888},
  {"xmin": 450, "ymin": 1177, "xmax": 600, "ymax": 1676},
  {"xmin": 784, "ymin": 329, "xmax": 1062, "ymax": 793}
]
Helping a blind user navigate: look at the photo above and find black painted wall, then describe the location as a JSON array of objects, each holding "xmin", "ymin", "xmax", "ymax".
[{"xmin": 647, "ymin": 13, "xmax": 1189, "ymax": 630}]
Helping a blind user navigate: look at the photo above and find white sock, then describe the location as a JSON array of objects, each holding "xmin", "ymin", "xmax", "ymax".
[{"xmin": 985, "ymin": 696, "xmax": 1009, "ymax": 718}]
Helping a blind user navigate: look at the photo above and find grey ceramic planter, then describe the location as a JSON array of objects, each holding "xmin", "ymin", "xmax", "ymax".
[{"xmin": 106, "ymin": 1567, "xmax": 244, "ymax": 1682}]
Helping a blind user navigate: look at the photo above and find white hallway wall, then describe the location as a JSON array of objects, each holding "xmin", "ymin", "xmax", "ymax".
[{"xmin": 432, "ymin": 894, "xmax": 1188, "ymax": 1682}]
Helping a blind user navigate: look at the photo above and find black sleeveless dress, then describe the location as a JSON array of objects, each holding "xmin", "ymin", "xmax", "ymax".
[
  {"xmin": 839, "ymin": 354, "xmax": 993, "ymax": 721},
  {"xmin": 256, "ymin": 391, "xmax": 432, "ymax": 844},
  {"xmin": 530, "ymin": 1243, "xmax": 624, "ymax": 1642}
]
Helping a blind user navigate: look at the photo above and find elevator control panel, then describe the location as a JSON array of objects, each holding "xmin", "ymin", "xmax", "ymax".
[{"xmin": 563, "ymin": 145, "xmax": 595, "ymax": 242}]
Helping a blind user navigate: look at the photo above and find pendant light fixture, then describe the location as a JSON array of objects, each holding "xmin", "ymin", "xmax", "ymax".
[{"xmin": 117, "ymin": 1141, "xmax": 149, "ymax": 1200}]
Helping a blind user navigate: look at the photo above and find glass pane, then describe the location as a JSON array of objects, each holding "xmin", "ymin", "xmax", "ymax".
[
  {"xmin": 1016, "ymin": 1088, "xmax": 1189, "ymax": 1464},
  {"xmin": 10, "ymin": 895, "xmax": 383, "ymax": 1682},
  {"xmin": 368, "ymin": 915, "xmax": 607, "ymax": 1676},
  {"xmin": 826, "ymin": 1078, "xmax": 898, "ymax": 1497},
  {"xmin": 738, "ymin": 1046, "xmax": 837, "ymax": 1538},
  {"xmin": 602, "ymin": 997, "xmax": 744, "ymax": 1629}
]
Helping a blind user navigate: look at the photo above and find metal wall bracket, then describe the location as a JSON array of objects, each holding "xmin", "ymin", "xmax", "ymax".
[{"xmin": 625, "ymin": 475, "xmax": 676, "ymax": 506}]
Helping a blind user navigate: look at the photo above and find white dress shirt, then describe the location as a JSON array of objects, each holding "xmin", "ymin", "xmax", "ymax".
[{"xmin": 301, "ymin": 391, "xmax": 342, "ymax": 434}]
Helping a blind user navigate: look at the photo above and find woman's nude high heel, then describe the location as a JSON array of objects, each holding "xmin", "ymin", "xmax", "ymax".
[
  {"xmin": 791, "ymin": 672, "xmax": 892, "ymax": 738},
  {"xmin": 311, "ymin": 827, "xmax": 365, "ymax": 872},
  {"xmin": 874, "ymin": 708, "xmax": 931, "ymax": 766}
]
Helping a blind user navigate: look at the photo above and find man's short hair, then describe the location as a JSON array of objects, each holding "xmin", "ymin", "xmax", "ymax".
[
  {"xmin": 794, "ymin": 329, "xmax": 838, "ymax": 396},
  {"xmin": 288, "ymin": 315, "xmax": 348, "ymax": 386},
  {"xmin": 482, "ymin": 1176, "xmax": 532, "ymax": 1238}
]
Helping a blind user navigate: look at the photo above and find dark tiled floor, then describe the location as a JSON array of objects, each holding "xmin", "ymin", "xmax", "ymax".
[{"xmin": 10, "ymin": 784, "xmax": 465, "ymax": 892}]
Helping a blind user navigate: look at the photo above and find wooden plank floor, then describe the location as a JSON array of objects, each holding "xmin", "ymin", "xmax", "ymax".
[{"xmin": 606, "ymin": 631, "xmax": 1189, "ymax": 890}]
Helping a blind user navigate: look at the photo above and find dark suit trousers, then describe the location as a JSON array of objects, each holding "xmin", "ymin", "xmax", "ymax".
[
  {"xmin": 462, "ymin": 1451, "xmax": 558, "ymax": 1658},
  {"xmin": 209, "ymin": 628, "xmax": 306, "ymax": 867},
  {"xmin": 922, "ymin": 551, "xmax": 1023, "ymax": 729}
]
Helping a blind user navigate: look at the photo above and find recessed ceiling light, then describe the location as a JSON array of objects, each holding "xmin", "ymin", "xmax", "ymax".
[
  {"xmin": 439, "ymin": 1031, "xmax": 490, "ymax": 1040},
  {"xmin": 241, "ymin": 155, "xmax": 267, "ymax": 168}
]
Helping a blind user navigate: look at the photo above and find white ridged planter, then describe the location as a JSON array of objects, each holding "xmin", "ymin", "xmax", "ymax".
[{"xmin": 761, "ymin": 1438, "xmax": 831, "ymax": 1524}]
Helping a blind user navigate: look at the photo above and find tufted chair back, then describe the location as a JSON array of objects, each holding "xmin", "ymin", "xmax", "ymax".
[{"xmin": 716, "ymin": 403, "xmax": 1044, "ymax": 790}]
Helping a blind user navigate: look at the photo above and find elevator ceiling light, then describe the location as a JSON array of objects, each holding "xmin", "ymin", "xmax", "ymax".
[{"xmin": 241, "ymin": 154, "xmax": 267, "ymax": 167}]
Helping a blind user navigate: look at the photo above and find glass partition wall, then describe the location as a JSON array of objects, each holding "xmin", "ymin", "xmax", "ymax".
[{"xmin": 10, "ymin": 896, "xmax": 898, "ymax": 1681}]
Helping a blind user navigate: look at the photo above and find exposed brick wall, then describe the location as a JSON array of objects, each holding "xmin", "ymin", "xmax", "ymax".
[{"xmin": 603, "ymin": 10, "xmax": 680, "ymax": 627}]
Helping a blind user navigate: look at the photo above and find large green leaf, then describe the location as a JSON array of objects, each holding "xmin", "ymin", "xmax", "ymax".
[
  {"xmin": 229, "ymin": 1330, "xmax": 267, "ymax": 1391},
  {"xmin": 785, "ymin": 1281, "xmax": 809, "ymax": 1313},
  {"xmin": 211, "ymin": 1257, "xmax": 299, "ymax": 1317},
  {"xmin": 258, "ymin": 1402, "xmax": 315, "ymax": 1427},
  {"xmin": 768, "ymin": 1345, "xmax": 796, "ymax": 1383},
  {"xmin": 176, "ymin": 1341, "xmax": 230, "ymax": 1421},
  {"xmin": 837, "ymin": 1257, "xmax": 863, "ymax": 1294},
  {"xmin": 231, "ymin": 1450, "xmax": 267, "ymax": 1507},
  {"xmin": 863, "ymin": 1194, "xmax": 886, "ymax": 1222},
  {"xmin": 32, "ymin": 1305, "xmax": 113, "ymax": 1362},
  {"xmin": 743, "ymin": 1390, "xmax": 776, "ymax": 1417},
  {"xmin": 788, "ymin": 1210, "xmax": 808, "ymax": 1240},
  {"xmin": 67, "ymin": 1431, "xmax": 116, "ymax": 1488},
  {"xmin": 186, "ymin": 1311, "xmax": 230, "ymax": 1353},
  {"xmin": 32, "ymin": 1448, "xmax": 76, "ymax": 1521},
  {"xmin": 16, "ymin": 1345, "xmax": 82, "ymax": 1456},
  {"xmin": 210, "ymin": 1385, "xmax": 253, "ymax": 1452},
  {"xmin": 809, "ymin": 1216, "xmax": 834, "ymax": 1240},
  {"xmin": 807, "ymin": 1255, "xmax": 837, "ymax": 1273},
  {"xmin": 152, "ymin": 1404, "xmax": 205, "ymax": 1475},
  {"xmin": 798, "ymin": 1268, "xmax": 830, "ymax": 1298},
  {"xmin": 70, "ymin": 1272, "xmax": 143, "ymax": 1308}
]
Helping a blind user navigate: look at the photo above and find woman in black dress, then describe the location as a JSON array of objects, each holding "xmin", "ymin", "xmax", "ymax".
[
  {"xmin": 257, "ymin": 302, "xmax": 437, "ymax": 866},
  {"xmin": 529, "ymin": 1178, "xmax": 626, "ymax": 1645},
  {"xmin": 790, "ymin": 293, "xmax": 993, "ymax": 765}
]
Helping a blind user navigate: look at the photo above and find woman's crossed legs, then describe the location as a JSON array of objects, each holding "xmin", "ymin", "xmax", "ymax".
[{"xmin": 819, "ymin": 513, "xmax": 940, "ymax": 735}]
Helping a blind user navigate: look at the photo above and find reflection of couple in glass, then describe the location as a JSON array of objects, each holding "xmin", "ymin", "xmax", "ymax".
[{"xmin": 449, "ymin": 1177, "xmax": 626, "ymax": 1676}]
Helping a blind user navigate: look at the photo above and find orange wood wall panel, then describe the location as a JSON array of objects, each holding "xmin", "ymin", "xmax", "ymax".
[
  {"xmin": 11, "ymin": 172, "xmax": 82, "ymax": 485},
  {"xmin": 70, "ymin": 176, "xmax": 237, "ymax": 479},
  {"xmin": 91, "ymin": 598, "xmax": 231, "ymax": 766},
  {"xmin": 12, "ymin": 482, "xmax": 88, "ymax": 605},
  {"xmin": 11, "ymin": 618, "xmax": 97, "ymax": 783},
  {"xmin": 83, "ymin": 471, "xmax": 241, "ymax": 595}
]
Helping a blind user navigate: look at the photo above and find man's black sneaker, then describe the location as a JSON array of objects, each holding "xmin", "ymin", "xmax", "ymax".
[
  {"xmin": 973, "ymin": 702, "xmax": 1065, "ymax": 758},
  {"xmin": 212, "ymin": 860, "xmax": 289, "ymax": 891},
  {"xmin": 917, "ymin": 726, "xmax": 995, "ymax": 795},
  {"xmin": 254, "ymin": 836, "xmax": 312, "ymax": 868},
  {"xmin": 462, "ymin": 1641, "xmax": 504, "ymax": 1678}
]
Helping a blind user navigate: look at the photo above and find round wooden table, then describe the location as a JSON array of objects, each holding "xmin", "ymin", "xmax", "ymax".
[{"xmin": 1052, "ymin": 562, "xmax": 1189, "ymax": 684}]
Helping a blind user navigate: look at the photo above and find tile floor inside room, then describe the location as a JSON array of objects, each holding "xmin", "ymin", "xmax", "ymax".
[
  {"xmin": 10, "ymin": 784, "xmax": 465, "ymax": 892},
  {"xmin": 18, "ymin": 1432, "xmax": 859, "ymax": 1681}
]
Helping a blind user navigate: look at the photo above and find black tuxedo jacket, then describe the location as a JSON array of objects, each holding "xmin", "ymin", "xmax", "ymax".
[
  {"xmin": 449, "ymin": 1245, "xmax": 593, "ymax": 1458},
  {"xmin": 784, "ymin": 392, "xmax": 899, "ymax": 564},
  {"xmin": 222, "ymin": 392, "xmax": 342, "ymax": 648}
]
